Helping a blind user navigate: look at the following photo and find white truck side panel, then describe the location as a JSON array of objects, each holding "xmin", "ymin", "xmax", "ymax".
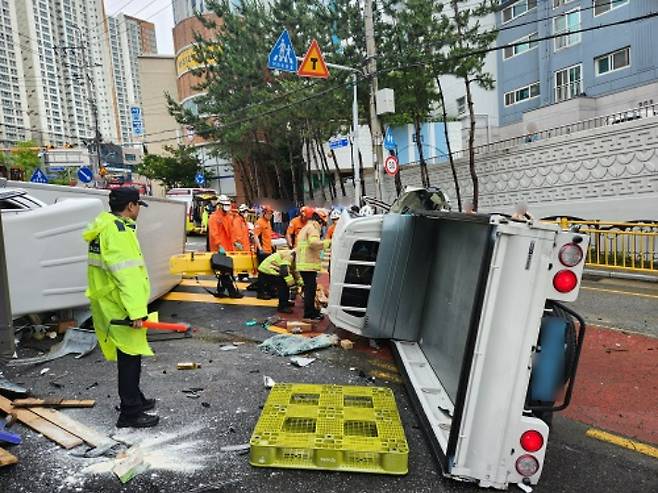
[{"xmin": 451, "ymin": 221, "xmax": 555, "ymax": 488}]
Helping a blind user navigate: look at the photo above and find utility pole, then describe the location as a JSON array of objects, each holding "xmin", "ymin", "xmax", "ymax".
[
  {"xmin": 364, "ymin": 0, "xmax": 383, "ymax": 200},
  {"xmin": 70, "ymin": 24, "xmax": 102, "ymax": 183}
]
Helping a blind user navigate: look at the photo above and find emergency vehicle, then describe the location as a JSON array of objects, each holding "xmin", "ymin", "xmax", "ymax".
[{"xmin": 327, "ymin": 190, "xmax": 589, "ymax": 489}]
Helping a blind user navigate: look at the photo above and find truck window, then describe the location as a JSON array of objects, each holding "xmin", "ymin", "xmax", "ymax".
[{"xmin": 341, "ymin": 240, "xmax": 379, "ymax": 317}]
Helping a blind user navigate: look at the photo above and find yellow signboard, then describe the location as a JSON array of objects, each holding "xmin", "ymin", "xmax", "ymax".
[{"xmin": 176, "ymin": 46, "xmax": 203, "ymax": 76}]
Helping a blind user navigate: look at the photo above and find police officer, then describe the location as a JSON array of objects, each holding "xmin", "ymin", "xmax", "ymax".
[{"xmin": 83, "ymin": 187, "xmax": 158, "ymax": 428}]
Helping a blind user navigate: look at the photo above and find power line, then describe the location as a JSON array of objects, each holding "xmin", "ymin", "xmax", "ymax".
[{"xmin": 5, "ymin": 10, "xmax": 658, "ymax": 148}]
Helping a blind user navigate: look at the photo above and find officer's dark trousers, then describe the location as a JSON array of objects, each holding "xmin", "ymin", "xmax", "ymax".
[
  {"xmin": 216, "ymin": 274, "xmax": 239, "ymax": 296},
  {"xmin": 300, "ymin": 271, "xmax": 318, "ymax": 318},
  {"xmin": 117, "ymin": 348, "xmax": 145, "ymax": 417},
  {"xmin": 259, "ymin": 273, "xmax": 289, "ymax": 309}
]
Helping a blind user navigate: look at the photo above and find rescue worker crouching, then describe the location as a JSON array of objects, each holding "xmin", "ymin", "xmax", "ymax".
[
  {"xmin": 208, "ymin": 194, "xmax": 242, "ymax": 298},
  {"xmin": 257, "ymin": 250, "xmax": 303, "ymax": 313},
  {"xmin": 83, "ymin": 187, "xmax": 158, "ymax": 429},
  {"xmin": 297, "ymin": 209, "xmax": 331, "ymax": 320}
]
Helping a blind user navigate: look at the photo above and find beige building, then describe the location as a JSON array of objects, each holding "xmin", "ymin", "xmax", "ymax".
[{"xmin": 138, "ymin": 54, "xmax": 180, "ymax": 156}]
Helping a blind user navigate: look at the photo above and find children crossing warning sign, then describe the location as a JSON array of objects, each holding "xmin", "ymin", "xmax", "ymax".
[{"xmin": 297, "ymin": 39, "xmax": 330, "ymax": 79}]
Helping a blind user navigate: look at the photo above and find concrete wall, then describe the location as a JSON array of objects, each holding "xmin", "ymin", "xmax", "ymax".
[
  {"xmin": 138, "ymin": 55, "xmax": 181, "ymax": 156},
  {"xmin": 353, "ymin": 115, "xmax": 658, "ymax": 221}
]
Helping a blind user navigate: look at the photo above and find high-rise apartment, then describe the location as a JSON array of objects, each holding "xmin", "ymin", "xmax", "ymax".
[
  {"xmin": 9, "ymin": 0, "xmax": 117, "ymax": 147},
  {"xmin": 496, "ymin": 0, "xmax": 658, "ymax": 137},
  {"xmin": 108, "ymin": 14, "xmax": 158, "ymax": 143}
]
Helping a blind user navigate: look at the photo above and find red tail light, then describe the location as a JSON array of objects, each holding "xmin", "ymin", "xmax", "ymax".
[
  {"xmin": 520, "ymin": 430, "xmax": 544, "ymax": 452},
  {"xmin": 553, "ymin": 269, "xmax": 577, "ymax": 293},
  {"xmin": 558, "ymin": 243, "xmax": 583, "ymax": 267}
]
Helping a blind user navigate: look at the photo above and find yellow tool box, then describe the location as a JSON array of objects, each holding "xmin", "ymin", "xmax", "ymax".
[{"xmin": 169, "ymin": 251, "xmax": 257, "ymax": 276}]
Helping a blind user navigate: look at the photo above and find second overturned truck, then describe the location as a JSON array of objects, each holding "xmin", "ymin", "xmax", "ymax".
[{"xmin": 327, "ymin": 197, "xmax": 589, "ymax": 490}]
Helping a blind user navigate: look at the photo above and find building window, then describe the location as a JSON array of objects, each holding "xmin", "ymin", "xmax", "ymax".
[
  {"xmin": 593, "ymin": 0, "xmax": 628, "ymax": 17},
  {"xmin": 456, "ymin": 96, "xmax": 466, "ymax": 115},
  {"xmin": 552, "ymin": 0, "xmax": 575, "ymax": 7},
  {"xmin": 595, "ymin": 46, "xmax": 630, "ymax": 75},
  {"xmin": 554, "ymin": 9, "xmax": 581, "ymax": 50},
  {"xmin": 504, "ymin": 82, "xmax": 540, "ymax": 106},
  {"xmin": 554, "ymin": 64, "xmax": 582, "ymax": 102},
  {"xmin": 504, "ymin": 32, "xmax": 538, "ymax": 60},
  {"xmin": 502, "ymin": 0, "xmax": 537, "ymax": 24}
]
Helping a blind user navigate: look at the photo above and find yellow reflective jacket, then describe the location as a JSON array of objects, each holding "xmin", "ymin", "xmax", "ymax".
[
  {"xmin": 297, "ymin": 221, "xmax": 330, "ymax": 272},
  {"xmin": 258, "ymin": 250, "xmax": 301, "ymax": 286},
  {"xmin": 83, "ymin": 211, "xmax": 153, "ymax": 361}
]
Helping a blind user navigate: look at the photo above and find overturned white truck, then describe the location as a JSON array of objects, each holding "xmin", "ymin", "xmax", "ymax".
[{"xmin": 328, "ymin": 193, "xmax": 589, "ymax": 490}]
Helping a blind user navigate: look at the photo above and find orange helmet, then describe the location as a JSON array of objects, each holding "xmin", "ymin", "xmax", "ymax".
[
  {"xmin": 314, "ymin": 209, "xmax": 328, "ymax": 223},
  {"xmin": 262, "ymin": 205, "xmax": 273, "ymax": 214},
  {"xmin": 301, "ymin": 206, "xmax": 314, "ymax": 219}
]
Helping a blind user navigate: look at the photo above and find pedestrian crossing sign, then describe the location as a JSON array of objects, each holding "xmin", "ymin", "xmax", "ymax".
[
  {"xmin": 268, "ymin": 30, "xmax": 298, "ymax": 73},
  {"xmin": 297, "ymin": 39, "xmax": 330, "ymax": 79}
]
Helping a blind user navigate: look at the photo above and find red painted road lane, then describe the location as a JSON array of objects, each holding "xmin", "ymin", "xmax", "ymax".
[{"xmin": 563, "ymin": 325, "xmax": 658, "ymax": 445}]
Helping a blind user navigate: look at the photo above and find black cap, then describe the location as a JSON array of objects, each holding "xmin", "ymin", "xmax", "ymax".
[{"xmin": 109, "ymin": 187, "xmax": 148, "ymax": 209}]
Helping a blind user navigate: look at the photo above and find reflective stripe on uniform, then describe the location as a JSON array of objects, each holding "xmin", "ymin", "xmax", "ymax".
[
  {"xmin": 88, "ymin": 257, "xmax": 106, "ymax": 268},
  {"xmin": 106, "ymin": 258, "xmax": 145, "ymax": 273}
]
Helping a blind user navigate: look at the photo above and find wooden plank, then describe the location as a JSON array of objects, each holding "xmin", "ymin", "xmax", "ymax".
[
  {"xmin": 0, "ymin": 396, "xmax": 82, "ymax": 449},
  {"xmin": 28, "ymin": 407, "xmax": 109, "ymax": 448},
  {"xmin": 0, "ymin": 447, "xmax": 18, "ymax": 467},
  {"xmin": 12, "ymin": 398, "xmax": 96, "ymax": 409}
]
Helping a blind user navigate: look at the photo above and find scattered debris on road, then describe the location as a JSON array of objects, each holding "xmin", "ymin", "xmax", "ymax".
[
  {"xmin": 11, "ymin": 398, "xmax": 95, "ymax": 409},
  {"xmin": 340, "ymin": 339, "xmax": 354, "ymax": 350},
  {"xmin": 259, "ymin": 333, "xmax": 338, "ymax": 356},
  {"xmin": 290, "ymin": 356, "xmax": 316, "ymax": 367},
  {"xmin": 177, "ymin": 362, "xmax": 202, "ymax": 370}
]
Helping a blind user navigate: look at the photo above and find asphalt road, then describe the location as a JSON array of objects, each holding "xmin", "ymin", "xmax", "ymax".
[
  {"xmin": 569, "ymin": 276, "xmax": 658, "ymax": 338},
  {"xmin": 2, "ymin": 293, "xmax": 657, "ymax": 493}
]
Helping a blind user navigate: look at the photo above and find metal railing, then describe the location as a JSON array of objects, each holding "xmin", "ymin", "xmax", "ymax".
[{"xmin": 552, "ymin": 219, "xmax": 658, "ymax": 275}]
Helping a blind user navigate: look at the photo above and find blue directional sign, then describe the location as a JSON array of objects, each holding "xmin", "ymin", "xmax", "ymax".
[
  {"xmin": 30, "ymin": 168, "xmax": 48, "ymax": 184},
  {"xmin": 383, "ymin": 127, "xmax": 397, "ymax": 151},
  {"xmin": 268, "ymin": 30, "xmax": 298, "ymax": 73},
  {"xmin": 130, "ymin": 105, "xmax": 144, "ymax": 137},
  {"xmin": 329, "ymin": 137, "xmax": 349, "ymax": 150},
  {"xmin": 48, "ymin": 166, "xmax": 65, "ymax": 172},
  {"xmin": 195, "ymin": 171, "xmax": 205, "ymax": 186},
  {"xmin": 77, "ymin": 166, "xmax": 93, "ymax": 184}
]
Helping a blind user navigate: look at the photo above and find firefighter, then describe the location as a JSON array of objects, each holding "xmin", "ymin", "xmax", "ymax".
[
  {"xmin": 233, "ymin": 203, "xmax": 253, "ymax": 281},
  {"xmin": 297, "ymin": 209, "xmax": 330, "ymax": 320},
  {"xmin": 257, "ymin": 249, "xmax": 302, "ymax": 313},
  {"xmin": 285, "ymin": 206, "xmax": 310, "ymax": 248},
  {"xmin": 254, "ymin": 205, "xmax": 274, "ymax": 264},
  {"xmin": 208, "ymin": 195, "xmax": 242, "ymax": 298},
  {"xmin": 83, "ymin": 187, "xmax": 158, "ymax": 428},
  {"xmin": 326, "ymin": 209, "xmax": 341, "ymax": 239}
]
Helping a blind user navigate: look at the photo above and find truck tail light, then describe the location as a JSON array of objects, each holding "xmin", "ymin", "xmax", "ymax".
[
  {"xmin": 558, "ymin": 243, "xmax": 583, "ymax": 267},
  {"xmin": 520, "ymin": 430, "xmax": 544, "ymax": 452},
  {"xmin": 553, "ymin": 270, "xmax": 577, "ymax": 293},
  {"xmin": 515, "ymin": 454, "xmax": 540, "ymax": 477}
]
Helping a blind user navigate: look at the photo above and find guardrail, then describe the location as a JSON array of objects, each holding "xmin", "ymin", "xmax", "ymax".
[{"xmin": 553, "ymin": 219, "xmax": 658, "ymax": 275}]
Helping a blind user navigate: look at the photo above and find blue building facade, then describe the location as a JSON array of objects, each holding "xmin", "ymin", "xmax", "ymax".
[{"xmin": 497, "ymin": 0, "xmax": 658, "ymax": 126}]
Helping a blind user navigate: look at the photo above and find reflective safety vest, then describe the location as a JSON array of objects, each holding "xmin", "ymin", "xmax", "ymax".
[
  {"xmin": 83, "ymin": 211, "xmax": 152, "ymax": 362},
  {"xmin": 258, "ymin": 250, "xmax": 301, "ymax": 286},
  {"xmin": 297, "ymin": 221, "xmax": 330, "ymax": 272}
]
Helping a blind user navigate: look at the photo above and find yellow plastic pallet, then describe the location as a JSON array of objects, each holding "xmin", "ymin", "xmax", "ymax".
[{"xmin": 249, "ymin": 383, "xmax": 409, "ymax": 475}]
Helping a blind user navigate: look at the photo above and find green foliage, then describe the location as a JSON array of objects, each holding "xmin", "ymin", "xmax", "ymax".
[
  {"xmin": 134, "ymin": 145, "xmax": 211, "ymax": 190},
  {"xmin": 11, "ymin": 141, "xmax": 41, "ymax": 178}
]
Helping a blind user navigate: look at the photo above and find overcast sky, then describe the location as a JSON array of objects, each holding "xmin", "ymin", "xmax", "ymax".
[{"xmin": 104, "ymin": 0, "xmax": 176, "ymax": 55}]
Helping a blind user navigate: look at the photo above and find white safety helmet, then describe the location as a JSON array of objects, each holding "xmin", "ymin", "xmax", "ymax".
[
  {"xmin": 359, "ymin": 205, "xmax": 374, "ymax": 216},
  {"xmin": 218, "ymin": 194, "xmax": 231, "ymax": 205},
  {"xmin": 330, "ymin": 209, "xmax": 341, "ymax": 220},
  {"xmin": 238, "ymin": 203, "xmax": 249, "ymax": 213}
]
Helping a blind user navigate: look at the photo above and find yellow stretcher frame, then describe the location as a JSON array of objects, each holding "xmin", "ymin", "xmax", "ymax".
[{"xmin": 169, "ymin": 251, "xmax": 258, "ymax": 276}]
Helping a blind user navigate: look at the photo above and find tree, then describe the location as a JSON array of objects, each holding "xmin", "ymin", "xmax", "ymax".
[
  {"xmin": 11, "ymin": 141, "xmax": 41, "ymax": 179},
  {"xmin": 442, "ymin": 0, "xmax": 498, "ymax": 211},
  {"xmin": 134, "ymin": 145, "xmax": 210, "ymax": 190}
]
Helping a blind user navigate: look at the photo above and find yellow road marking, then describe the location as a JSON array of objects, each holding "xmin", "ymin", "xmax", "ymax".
[
  {"xmin": 161, "ymin": 291, "xmax": 277, "ymax": 307},
  {"xmin": 582, "ymin": 285, "xmax": 658, "ymax": 300},
  {"xmin": 586, "ymin": 428, "xmax": 658, "ymax": 459},
  {"xmin": 179, "ymin": 279, "xmax": 251, "ymax": 290}
]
